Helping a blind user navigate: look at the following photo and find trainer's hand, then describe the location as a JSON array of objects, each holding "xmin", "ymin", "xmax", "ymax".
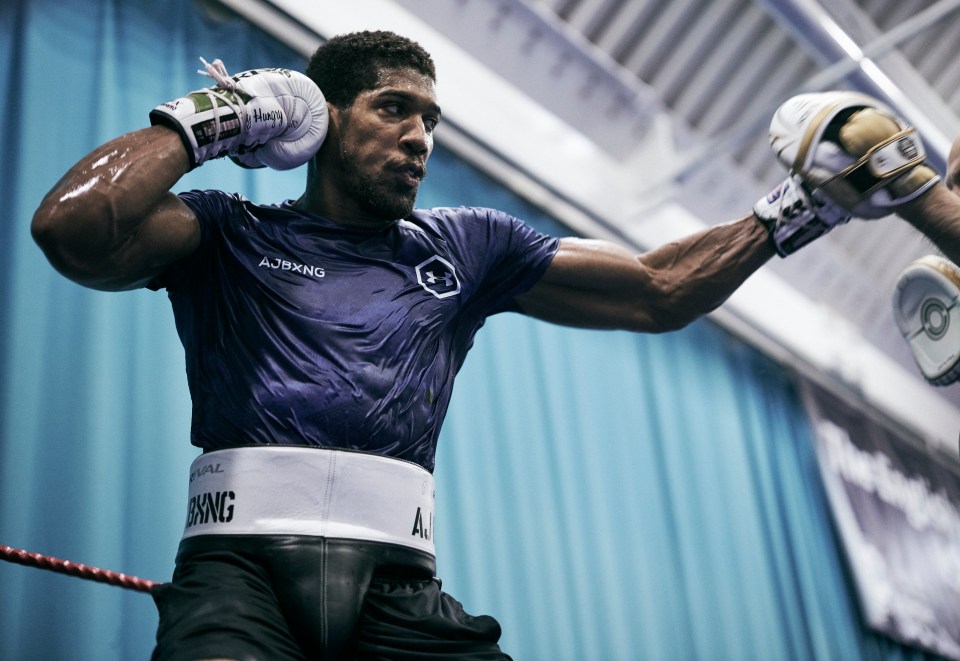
[
  {"xmin": 149, "ymin": 58, "xmax": 328, "ymax": 170},
  {"xmin": 769, "ymin": 91, "xmax": 939, "ymax": 220}
]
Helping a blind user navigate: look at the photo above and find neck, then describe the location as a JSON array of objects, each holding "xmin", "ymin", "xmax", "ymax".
[{"xmin": 294, "ymin": 163, "xmax": 397, "ymax": 230}]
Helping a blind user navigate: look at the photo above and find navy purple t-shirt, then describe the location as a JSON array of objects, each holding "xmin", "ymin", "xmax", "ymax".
[{"xmin": 151, "ymin": 190, "xmax": 559, "ymax": 471}]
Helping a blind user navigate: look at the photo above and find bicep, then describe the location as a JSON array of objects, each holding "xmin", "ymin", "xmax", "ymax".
[
  {"xmin": 113, "ymin": 192, "xmax": 202, "ymax": 290},
  {"xmin": 35, "ymin": 191, "xmax": 201, "ymax": 291}
]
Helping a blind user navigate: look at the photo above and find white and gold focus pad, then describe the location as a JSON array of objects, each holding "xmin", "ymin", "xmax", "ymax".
[
  {"xmin": 770, "ymin": 91, "xmax": 939, "ymax": 220},
  {"xmin": 893, "ymin": 256, "xmax": 960, "ymax": 386}
]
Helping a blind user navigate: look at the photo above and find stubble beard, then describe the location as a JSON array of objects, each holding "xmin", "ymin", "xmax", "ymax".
[
  {"xmin": 336, "ymin": 117, "xmax": 423, "ymax": 222},
  {"xmin": 341, "ymin": 161, "xmax": 419, "ymax": 222}
]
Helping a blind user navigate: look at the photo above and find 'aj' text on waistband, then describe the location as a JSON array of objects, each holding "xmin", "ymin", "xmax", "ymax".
[{"xmin": 181, "ymin": 446, "xmax": 436, "ymax": 557}]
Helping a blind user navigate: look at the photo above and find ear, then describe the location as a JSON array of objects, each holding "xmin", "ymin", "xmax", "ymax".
[
  {"xmin": 310, "ymin": 104, "xmax": 341, "ymax": 169},
  {"xmin": 319, "ymin": 104, "xmax": 348, "ymax": 149},
  {"xmin": 326, "ymin": 102, "xmax": 340, "ymax": 124},
  {"xmin": 326, "ymin": 103, "xmax": 346, "ymax": 131}
]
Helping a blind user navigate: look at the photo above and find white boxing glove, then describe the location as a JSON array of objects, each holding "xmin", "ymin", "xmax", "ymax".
[
  {"xmin": 769, "ymin": 91, "xmax": 939, "ymax": 220},
  {"xmin": 150, "ymin": 58, "xmax": 328, "ymax": 170},
  {"xmin": 753, "ymin": 174, "xmax": 851, "ymax": 256},
  {"xmin": 893, "ymin": 255, "xmax": 960, "ymax": 386}
]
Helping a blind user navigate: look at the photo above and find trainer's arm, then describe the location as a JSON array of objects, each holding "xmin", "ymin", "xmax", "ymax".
[
  {"xmin": 897, "ymin": 185, "xmax": 960, "ymax": 266},
  {"xmin": 897, "ymin": 129, "xmax": 960, "ymax": 264},
  {"xmin": 894, "ymin": 137, "xmax": 960, "ymax": 265},
  {"xmin": 515, "ymin": 214, "xmax": 775, "ymax": 332},
  {"xmin": 31, "ymin": 125, "xmax": 199, "ymax": 291}
]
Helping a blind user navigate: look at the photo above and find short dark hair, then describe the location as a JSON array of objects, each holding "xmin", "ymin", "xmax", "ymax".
[{"xmin": 306, "ymin": 31, "xmax": 436, "ymax": 108}]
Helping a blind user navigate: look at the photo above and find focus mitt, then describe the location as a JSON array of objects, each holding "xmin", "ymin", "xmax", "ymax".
[
  {"xmin": 893, "ymin": 255, "xmax": 960, "ymax": 386},
  {"xmin": 770, "ymin": 91, "xmax": 939, "ymax": 219}
]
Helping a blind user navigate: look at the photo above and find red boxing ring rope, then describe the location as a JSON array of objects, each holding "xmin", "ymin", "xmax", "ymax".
[{"xmin": 0, "ymin": 544, "xmax": 160, "ymax": 593}]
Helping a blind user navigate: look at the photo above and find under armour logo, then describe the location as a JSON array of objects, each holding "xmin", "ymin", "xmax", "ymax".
[
  {"xmin": 424, "ymin": 271, "xmax": 454, "ymax": 287},
  {"xmin": 416, "ymin": 256, "xmax": 460, "ymax": 299}
]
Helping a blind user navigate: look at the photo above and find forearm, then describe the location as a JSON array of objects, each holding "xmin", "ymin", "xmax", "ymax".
[
  {"xmin": 31, "ymin": 126, "xmax": 191, "ymax": 287},
  {"xmin": 638, "ymin": 215, "xmax": 775, "ymax": 328},
  {"xmin": 898, "ymin": 185, "xmax": 960, "ymax": 264},
  {"xmin": 518, "ymin": 215, "xmax": 775, "ymax": 332}
]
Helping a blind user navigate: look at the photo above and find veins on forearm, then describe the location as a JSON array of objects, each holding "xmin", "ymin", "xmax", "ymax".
[{"xmin": 641, "ymin": 217, "xmax": 773, "ymax": 320}]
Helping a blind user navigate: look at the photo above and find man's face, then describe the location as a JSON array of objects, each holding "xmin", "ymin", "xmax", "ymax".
[{"xmin": 332, "ymin": 67, "xmax": 441, "ymax": 223}]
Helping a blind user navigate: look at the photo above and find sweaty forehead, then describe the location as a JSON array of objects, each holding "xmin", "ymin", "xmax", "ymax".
[{"xmin": 370, "ymin": 67, "xmax": 438, "ymax": 102}]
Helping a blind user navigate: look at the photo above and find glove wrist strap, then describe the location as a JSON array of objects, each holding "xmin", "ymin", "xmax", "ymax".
[
  {"xmin": 150, "ymin": 86, "xmax": 248, "ymax": 170},
  {"xmin": 754, "ymin": 176, "xmax": 851, "ymax": 256}
]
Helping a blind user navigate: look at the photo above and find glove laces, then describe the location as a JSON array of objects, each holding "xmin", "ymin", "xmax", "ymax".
[
  {"xmin": 198, "ymin": 56, "xmax": 236, "ymax": 91},
  {"xmin": 196, "ymin": 56, "xmax": 247, "ymax": 149}
]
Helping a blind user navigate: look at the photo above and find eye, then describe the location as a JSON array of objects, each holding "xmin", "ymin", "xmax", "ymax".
[
  {"xmin": 424, "ymin": 115, "xmax": 440, "ymax": 132},
  {"xmin": 381, "ymin": 102, "xmax": 402, "ymax": 116}
]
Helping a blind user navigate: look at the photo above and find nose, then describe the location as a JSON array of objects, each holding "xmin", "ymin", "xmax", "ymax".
[{"xmin": 400, "ymin": 117, "xmax": 431, "ymax": 157}]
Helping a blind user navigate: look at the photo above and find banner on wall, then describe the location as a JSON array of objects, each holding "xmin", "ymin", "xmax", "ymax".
[{"xmin": 802, "ymin": 381, "xmax": 960, "ymax": 660}]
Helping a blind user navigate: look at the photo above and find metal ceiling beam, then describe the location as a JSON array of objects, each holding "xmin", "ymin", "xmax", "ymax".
[
  {"xmin": 755, "ymin": 0, "xmax": 960, "ymax": 172},
  {"xmin": 647, "ymin": 0, "xmax": 960, "ymax": 193}
]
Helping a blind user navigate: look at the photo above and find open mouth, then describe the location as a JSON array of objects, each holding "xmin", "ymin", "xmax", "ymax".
[{"xmin": 394, "ymin": 162, "xmax": 425, "ymax": 188}]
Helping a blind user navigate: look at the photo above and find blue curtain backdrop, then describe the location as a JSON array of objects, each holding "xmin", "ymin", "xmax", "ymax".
[{"xmin": 0, "ymin": 1, "xmax": 945, "ymax": 659}]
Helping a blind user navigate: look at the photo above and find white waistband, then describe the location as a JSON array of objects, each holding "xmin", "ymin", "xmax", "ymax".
[{"xmin": 181, "ymin": 447, "xmax": 436, "ymax": 557}]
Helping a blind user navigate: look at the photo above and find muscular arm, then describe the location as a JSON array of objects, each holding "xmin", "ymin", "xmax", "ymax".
[
  {"xmin": 31, "ymin": 126, "xmax": 200, "ymax": 291},
  {"xmin": 894, "ymin": 138, "xmax": 960, "ymax": 264},
  {"xmin": 516, "ymin": 214, "xmax": 776, "ymax": 332},
  {"xmin": 896, "ymin": 185, "xmax": 960, "ymax": 266}
]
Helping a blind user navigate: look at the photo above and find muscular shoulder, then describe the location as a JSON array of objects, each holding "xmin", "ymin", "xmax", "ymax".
[
  {"xmin": 406, "ymin": 206, "xmax": 554, "ymax": 250},
  {"xmin": 178, "ymin": 190, "xmax": 250, "ymax": 228},
  {"xmin": 405, "ymin": 206, "xmax": 513, "ymax": 232}
]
